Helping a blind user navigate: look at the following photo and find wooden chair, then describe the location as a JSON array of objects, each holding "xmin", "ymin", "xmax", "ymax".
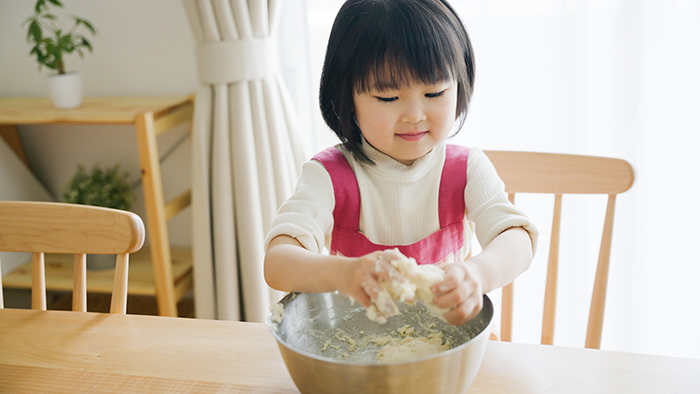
[
  {"xmin": 484, "ymin": 151, "xmax": 634, "ymax": 349},
  {"xmin": 0, "ymin": 201, "xmax": 145, "ymax": 314}
]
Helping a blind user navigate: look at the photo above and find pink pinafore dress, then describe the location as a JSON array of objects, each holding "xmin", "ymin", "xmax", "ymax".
[{"xmin": 312, "ymin": 144, "xmax": 470, "ymax": 265}]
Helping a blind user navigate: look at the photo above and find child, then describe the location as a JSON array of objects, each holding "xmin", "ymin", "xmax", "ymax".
[{"xmin": 264, "ymin": 0, "xmax": 538, "ymax": 326}]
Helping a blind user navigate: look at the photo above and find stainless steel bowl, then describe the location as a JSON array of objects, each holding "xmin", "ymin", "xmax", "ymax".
[{"xmin": 269, "ymin": 292, "xmax": 493, "ymax": 394}]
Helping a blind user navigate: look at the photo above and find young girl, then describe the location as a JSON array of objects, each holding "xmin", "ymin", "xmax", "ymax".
[{"xmin": 264, "ymin": 0, "xmax": 538, "ymax": 326}]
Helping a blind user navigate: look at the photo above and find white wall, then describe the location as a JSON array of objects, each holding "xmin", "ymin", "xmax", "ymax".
[
  {"xmin": 0, "ymin": 137, "xmax": 54, "ymax": 275},
  {"xmin": 0, "ymin": 0, "xmax": 199, "ymax": 247}
]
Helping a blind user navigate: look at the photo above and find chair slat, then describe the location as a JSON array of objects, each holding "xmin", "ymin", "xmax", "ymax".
[
  {"xmin": 542, "ymin": 194, "xmax": 563, "ymax": 345},
  {"xmin": 501, "ymin": 282, "xmax": 514, "ymax": 341},
  {"xmin": 585, "ymin": 195, "xmax": 617, "ymax": 349},
  {"xmin": 31, "ymin": 252, "xmax": 46, "ymax": 310},
  {"xmin": 73, "ymin": 254, "xmax": 87, "ymax": 312},
  {"xmin": 500, "ymin": 193, "xmax": 517, "ymax": 342},
  {"xmin": 110, "ymin": 254, "xmax": 130, "ymax": 314}
]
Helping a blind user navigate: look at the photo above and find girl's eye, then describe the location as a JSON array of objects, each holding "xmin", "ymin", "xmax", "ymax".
[
  {"xmin": 375, "ymin": 96, "xmax": 398, "ymax": 103},
  {"xmin": 425, "ymin": 90, "xmax": 446, "ymax": 98}
]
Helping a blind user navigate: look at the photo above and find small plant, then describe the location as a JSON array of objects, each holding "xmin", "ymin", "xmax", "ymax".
[
  {"xmin": 23, "ymin": 0, "xmax": 97, "ymax": 74},
  {"xmin": 62, "ymin": 164, "xmax": 133, "ymax": 211}
]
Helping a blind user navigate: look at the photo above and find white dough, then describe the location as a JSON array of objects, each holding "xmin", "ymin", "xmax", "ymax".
[
  {"xmin": 376, "ymin": 333, "xmax": 449, "ymax": 362},
  {"xmin": 270, "ymin": 302, "xmax": 285, "ymax": 331},
  {"xmin": 366, "ymin": 249, "xmax": 450, "ymax": 324}
]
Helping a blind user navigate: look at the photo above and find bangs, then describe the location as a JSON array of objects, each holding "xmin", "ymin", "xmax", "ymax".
[
  {"xmin": 355, "ymin": 54, "xmax": 459, "ymax": 93},
  {"xmin": 351, "ymin": 1, "xmax": 466, "ymax": 94}
]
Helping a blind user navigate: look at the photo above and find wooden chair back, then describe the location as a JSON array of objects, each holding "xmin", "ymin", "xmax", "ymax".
[
  {"xmin": 0, "ymin": 201, "xmax": 145, "ymax": 314},
  {"xmin": 484, "ymin": 151, "xmax": 634, "ymax": 349}
]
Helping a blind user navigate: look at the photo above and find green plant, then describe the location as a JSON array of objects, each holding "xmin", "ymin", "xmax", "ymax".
[
  {"xmin": 62, "ymin": 164, "xmax": 133, "ymax": 211},
  {"xmin": 23, "ymin": 0, "xmax": 97, "ymax": 75}
]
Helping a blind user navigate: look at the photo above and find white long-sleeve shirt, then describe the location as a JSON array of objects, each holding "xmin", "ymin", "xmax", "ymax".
[{"xmin": 264, "ymin": 140, "xmax": 538, "ymax": 259}]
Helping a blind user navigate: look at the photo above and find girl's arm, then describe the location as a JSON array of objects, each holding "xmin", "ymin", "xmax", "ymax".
[
  {"xmin": 431, "ymin": 226, "xmax": 533, "ymax": 326},
  {"xmin": 264, "ymin": 235, "xmax": 403, "ymax": 308}
]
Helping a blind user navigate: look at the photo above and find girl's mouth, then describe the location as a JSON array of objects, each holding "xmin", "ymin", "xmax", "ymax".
[{"xmin": 396, "ymin": 131, "xmax": 428, "ymax": 141}]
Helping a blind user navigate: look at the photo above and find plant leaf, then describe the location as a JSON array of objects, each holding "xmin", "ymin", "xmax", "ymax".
[
  {"xmin": 74, "ymin": 17, "xmax": 97, "ymax": 35},
  {"xmin": 27, "ymin": 20, "xmax": 42, "ymax": 42},
  {"xmin": 62, "ymin": 164, "xmax": 133, "ymax": 210},
  {"xmin": 35, "ymin": 49, "xmax": 46, "ymax": 63},
  {"xmin": 35, "ymin": 0, "xmax": 47, "ymax": 14},
  {"xmin": 81, "ymin": 37, "xmax": 92, "ymax": 51}
]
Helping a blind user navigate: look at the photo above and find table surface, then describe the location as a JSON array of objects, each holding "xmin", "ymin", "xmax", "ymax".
[
  {"xmin": 0, "ymin": 96, "xmax": 192, "ymax": 124},
  {"xmin": 1, "ymin": 308, "xmax": 698, "ymax": 393}
]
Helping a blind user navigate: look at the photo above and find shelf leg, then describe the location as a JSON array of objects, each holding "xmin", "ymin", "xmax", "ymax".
[{"xmin": 135, "ymin": 112, "xmax": 178, "ymax": 317}]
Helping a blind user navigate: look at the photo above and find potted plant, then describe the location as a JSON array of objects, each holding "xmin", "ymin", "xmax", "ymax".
[
  {"xmin": 23, "ymin": 0, "xmax": 97, "ymax": 110},
  {"xmin": 62, "ymin": 164, "xmax": 134, "ymax": 270}
]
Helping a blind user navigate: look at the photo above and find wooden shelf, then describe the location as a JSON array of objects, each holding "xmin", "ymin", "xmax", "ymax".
[
  {"xmin": 2, "ymin": 247, "xmax": 193, "ymax": 302},
  {"xmin": 1, "ymin": 96, "xmax": 195, "ymax": 316},
  {"xmin": 0, "ymin": 96, "xmax": 193, "ymax": 124}
]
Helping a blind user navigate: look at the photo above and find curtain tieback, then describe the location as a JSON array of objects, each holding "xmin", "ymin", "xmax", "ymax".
[{"xmin": 195, "ymin": 38, "xmax": 278, "ymax": 84}]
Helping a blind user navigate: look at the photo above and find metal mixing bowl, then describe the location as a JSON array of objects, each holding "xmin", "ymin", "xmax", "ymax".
[{"xmin": 269, "ymin": 292, "xmax": 493, "ymax": 394}]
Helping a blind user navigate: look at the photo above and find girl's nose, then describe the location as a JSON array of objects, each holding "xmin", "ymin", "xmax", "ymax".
[{"xmin": 400, "ymin": 102, "xmax": 426, "ymax": 124}]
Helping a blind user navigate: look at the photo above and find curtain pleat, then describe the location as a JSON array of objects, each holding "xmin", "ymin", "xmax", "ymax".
[
  {"xmin": 184, "ymin": 0, "xmax": 305, "ymax": 321},
  {"xmin": 191, "ymin": 84, "xmax": 215, "ymax": 319},
  {"xmin": 210, "ymin": 84, "xmax": 238, "ymax": 321},
  {"xmin": 212, "ymin": 1, "xmax": 238, "ymax": 40},
  {"xmin": 269, "ymin": 0, "xmax": 282, "ymax": 35},
  {"xmin": 250, "ymin": 80, "xmax": 276, "ymax": 231},
  {"xmin": 250, "ymin": 1, "xmax": 268, "ymax": 37},
  {"xmin": 231, "ymin": 0, "xmax": 253, "ymax": 39},
  {"xmin": 230, "ymin": 80, "xmax": 265, "ymax": 321},
  {"xmin": 197, "ymin": 0, "xmax": 220, "ymax": 41}
]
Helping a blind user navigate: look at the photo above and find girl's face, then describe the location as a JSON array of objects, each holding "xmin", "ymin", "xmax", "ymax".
[{"xmin": 353, "ymin": 79, "xmax": 458, "ymax": 166}]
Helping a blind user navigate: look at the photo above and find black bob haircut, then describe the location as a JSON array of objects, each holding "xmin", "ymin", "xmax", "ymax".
[{"xmin": 319, "ymin": 0, "xmax": 476, "ymax": 164}]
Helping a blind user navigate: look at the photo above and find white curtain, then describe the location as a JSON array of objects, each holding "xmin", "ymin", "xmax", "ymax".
[
  {"xmin": 305, "ymin": 0, "xmax": 700, "ymax": 359},
  {"xmin": 183, "ymin": 0, "xmax": 307, "ymax": 321}
]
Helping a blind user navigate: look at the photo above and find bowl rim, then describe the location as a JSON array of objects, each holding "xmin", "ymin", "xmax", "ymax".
[{"xmin": 268, "ymin": 292, "xmax": 493, "ymax": 366}]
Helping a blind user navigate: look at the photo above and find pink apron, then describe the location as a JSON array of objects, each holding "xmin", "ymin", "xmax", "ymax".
[{"xmin": 312, "ymin": 144, "xmax": 469, "ymax": 265}]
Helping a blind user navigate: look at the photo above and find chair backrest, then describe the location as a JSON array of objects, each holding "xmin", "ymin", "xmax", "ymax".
[
  {"xmin": 0, "ymin": 201, "xmax": 145, "ymax": 314},
  {"xmin": 484, "ymin": 151, "xmax": 634, "ymax": 349}
]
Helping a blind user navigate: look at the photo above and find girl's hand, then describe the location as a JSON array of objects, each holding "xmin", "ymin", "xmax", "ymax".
[
  {"xmin": 335, "ymin": 249, "xmax": 405, "ymax": 309},
  {"xmin": 431, "ymin": 260, "xmax": 484, "ymax": 326}
]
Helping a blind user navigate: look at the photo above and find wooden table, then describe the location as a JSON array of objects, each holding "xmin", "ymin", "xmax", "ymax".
[
  {"xmin": 0, "ymin": 96, "xmax": 194, "ymax": 317},
  {"xmin": 1, "ymin": 309, "xmax": 698, "ymax": 393}
]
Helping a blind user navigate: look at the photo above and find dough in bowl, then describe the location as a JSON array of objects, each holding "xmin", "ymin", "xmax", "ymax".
[{"xmin": 376, "ymin": 332, "xmax": 450, "ymax": 362}]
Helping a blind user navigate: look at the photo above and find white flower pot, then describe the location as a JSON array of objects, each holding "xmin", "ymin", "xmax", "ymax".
[{"xmin": 47, "ymin": 71, "xmax": 83, "ymax": 110}]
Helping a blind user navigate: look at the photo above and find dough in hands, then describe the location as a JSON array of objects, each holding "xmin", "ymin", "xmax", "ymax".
[{"xmin": 365, "ymin": 249, "xmax": 449, "ymax": 324}]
